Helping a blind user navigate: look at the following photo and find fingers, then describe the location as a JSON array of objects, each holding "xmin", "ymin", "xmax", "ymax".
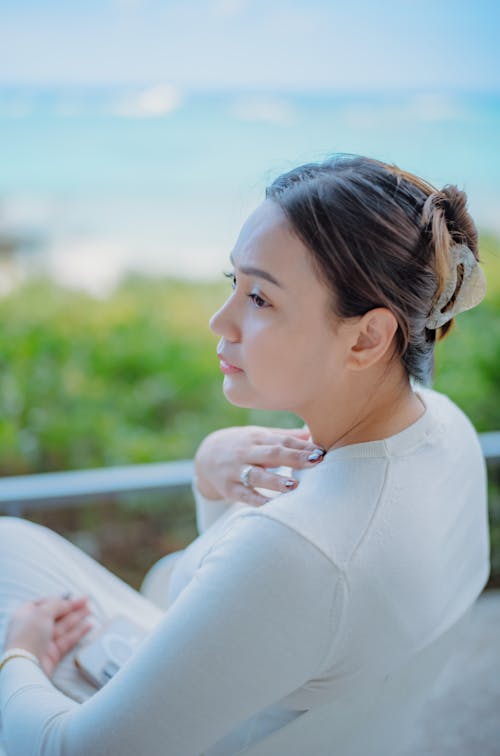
[
  {"xmin": 51, "ymin": 618, "xmax": 93, "ymax": 660},
  {"xmin": 258, "ymin": 432, "xmax": 315, "ymax": 453},
  {"xmin": 246, "ymin": 466, "xmax": 299, "ymax": 495},
  {"xmin": 29, "ymin": 596, "xmax": 88, "ymax": 622},
  {"xmin": 265, "ymin": 426, "xmax": 311, "ymax": 440},
  {"xmin": 232, "ymin": 431, "xmax": 325, "ymax": 506},
  {"xmin": 231, "ymin": 464, "xmax": 308, "ymax": 507},
  {"xmin": 49, "ymin": 601, "xmax": 93, "ymax": 663},
  {"xmin": 31, "ymin": 595, "xmax": 90, "ymax": 621},
  {"xmin": 234, "ymin": 485, "xmax": 270, "ymax": 508},
  {"xmin": 247, "ymin": 443, "xmax": 325, "ymax": 471},
  {"xmin": 53, "ymin": 604, "xmax": 92, "ymax": 642}
]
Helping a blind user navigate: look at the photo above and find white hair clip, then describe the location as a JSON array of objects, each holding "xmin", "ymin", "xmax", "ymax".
[{"xmin": 425, "ymin": 244, "xmax": 487, "ymax": 330}]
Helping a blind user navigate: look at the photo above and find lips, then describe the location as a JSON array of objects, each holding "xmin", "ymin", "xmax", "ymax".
[{"xmin": 218, "ymin": 354, "xmax": 243, "ymax": 374}]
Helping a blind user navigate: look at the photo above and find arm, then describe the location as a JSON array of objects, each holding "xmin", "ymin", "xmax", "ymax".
[{"xmin": 1, "ymin": 515, "xmax": 345, "ymax": 756}]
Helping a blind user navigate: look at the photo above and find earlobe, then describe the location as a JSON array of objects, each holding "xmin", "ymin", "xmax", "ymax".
[{"xmin": 347, "ymin": 308, "xmax": 398, "ymax": 370}]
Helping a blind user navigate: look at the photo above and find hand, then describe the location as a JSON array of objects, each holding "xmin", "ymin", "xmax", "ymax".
[
  {"xmin": 194, "ymin": 425, "xmax": 326, "ymax": 507},
  {"xmin": 5, "ymin": 595, "xmax": 93, "ymax": 678}
]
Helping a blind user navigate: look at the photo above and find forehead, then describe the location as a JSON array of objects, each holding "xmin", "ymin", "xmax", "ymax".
[{"xmin": 232, "ymin": 200, "xmax": 314, "ymax": 278}]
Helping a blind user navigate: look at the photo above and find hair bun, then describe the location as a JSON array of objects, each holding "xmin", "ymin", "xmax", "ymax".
[
  {"xmin": 421, "ymin": 184, "xmax": 479, "ymax": 267},
  {"xmin": 440, "ymin": 185, "xmax": 478, "ymax": 253}
]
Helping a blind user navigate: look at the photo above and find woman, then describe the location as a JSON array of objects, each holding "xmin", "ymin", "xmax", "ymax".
[{"xmin": 0, "ymin": 155, "xmax": 490, "ymax": 755}]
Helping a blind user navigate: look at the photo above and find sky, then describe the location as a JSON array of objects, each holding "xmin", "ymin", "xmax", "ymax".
[
  {"xmin": 1, "ymin": 0, "xmax": 499, "ymax": 291},
  {"xmin": 0, "ymin": 0, "xmax": 499, "ymax": 93}
]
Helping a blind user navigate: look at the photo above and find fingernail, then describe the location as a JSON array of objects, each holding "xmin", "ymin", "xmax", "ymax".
[
  {"xmin": 307, "ymin": 449, "xmax": 325, "ymax": 463},
  {"xmin": 284, "ymin": 479, "xmax": 297, "ymax": 489}
]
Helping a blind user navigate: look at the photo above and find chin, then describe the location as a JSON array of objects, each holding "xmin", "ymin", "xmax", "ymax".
[
  {"xmin": 222, "ymin": 387, "xmax": 256, "ymax": 409},
  {"xmin": 221, "ymin": 378, "xmax": 258, "ymax": 409},
  {"xmin": 222, "ymin": 383, "xmax": 290, "ymax": 412}
]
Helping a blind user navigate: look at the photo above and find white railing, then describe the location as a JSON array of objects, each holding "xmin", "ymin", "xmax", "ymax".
[
  {"xmin": 0, "ymin": 461, "xmax": 194, "ymax": 516},
  {"xmin": 1, "ymin": 432, "xmax": 499, "ymax": 516}
]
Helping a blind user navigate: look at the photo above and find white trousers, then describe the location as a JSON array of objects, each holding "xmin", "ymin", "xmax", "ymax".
[{"xmin": 0, "ymin": 515, "xmax": 180, "ymax": 704}]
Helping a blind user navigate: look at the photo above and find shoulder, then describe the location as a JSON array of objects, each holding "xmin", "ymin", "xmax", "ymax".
[
  {"xmin": 417, "ymin": 386, "xmax": 478, "ymax": 433},
  {"xmin": 257, "ymin": 454, "xmax": 390, "ymax": 569},
  {"xmin": 206, "ymin": 508, "xmax": 345, "ymax": 583},
  {"xmin": 415, "ymin": 386, "xmax": 484, "ymax": 461}
]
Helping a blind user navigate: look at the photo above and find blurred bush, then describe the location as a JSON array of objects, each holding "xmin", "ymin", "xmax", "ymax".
[
  {"xmin": 0, "ymin": 277, "xmax": 253, "ymax": 474},
  {"xmin": 433, "ymin": 233, "xmax": 500, "ymax": 431}
]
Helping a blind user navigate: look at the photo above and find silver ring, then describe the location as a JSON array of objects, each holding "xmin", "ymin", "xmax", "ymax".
[{"xmin": 240, "ymin": 464, "xmax": 253, "ymax": 489}]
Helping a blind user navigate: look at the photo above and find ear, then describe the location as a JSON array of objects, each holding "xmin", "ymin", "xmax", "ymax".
[{"xmin": 346, "ymin": 308, "xmax": 398, "ymax": 371}]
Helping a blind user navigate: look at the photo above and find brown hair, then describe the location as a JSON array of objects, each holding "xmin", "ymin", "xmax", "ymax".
[{"xmin": 266, "ymin": 154, "xmax": 479, "ymax": 384}]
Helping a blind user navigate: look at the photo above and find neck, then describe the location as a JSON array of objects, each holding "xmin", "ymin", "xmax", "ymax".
[{"xmin": 301, "ymin": 364, "xmax": 425, "ymax": 453}]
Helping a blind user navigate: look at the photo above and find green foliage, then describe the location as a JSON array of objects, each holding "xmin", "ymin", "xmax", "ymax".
[
  {"xmin": 0, "ymin": 276, "xmax": 252, "ymax": 474},
  {"xmin": 433, "ymin": 233, "xmax": 500, "ymax": 430}
]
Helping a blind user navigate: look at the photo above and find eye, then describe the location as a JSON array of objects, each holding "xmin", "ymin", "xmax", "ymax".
[
  {"xmin": 223, "ymin": 271, "xmax": 270, "ymax": 309},
  {"xmin": 223, "ymin": 271, "xmax": 236, "ymax": 290},
  {"xmin": 248, "ymin": 291, "xmax": 269, "ymax": 309}
]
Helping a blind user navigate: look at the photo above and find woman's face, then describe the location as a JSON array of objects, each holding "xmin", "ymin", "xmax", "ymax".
[{"xmin": 210, "ymin": 200, "xmax": 351, "ymax": 414}]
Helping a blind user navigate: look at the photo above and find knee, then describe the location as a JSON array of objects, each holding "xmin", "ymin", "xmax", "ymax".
[
  {"xmin": 0, "ymin": 515, "xmax": 40, "ymax": 544},
  {"xmin": 0, "ymin": 514, "xmax": 28, "ymax": 531}
]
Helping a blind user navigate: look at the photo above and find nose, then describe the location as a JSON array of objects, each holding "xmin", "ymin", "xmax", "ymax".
[{"xmin": 209, "ymin": 295, "xmax": 240, "ymax": 342}]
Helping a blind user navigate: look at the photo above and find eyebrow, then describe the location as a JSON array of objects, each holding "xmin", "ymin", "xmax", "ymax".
[{"xmin": 229, "ymin": 252, "xmax": 284, "ymax": 288}]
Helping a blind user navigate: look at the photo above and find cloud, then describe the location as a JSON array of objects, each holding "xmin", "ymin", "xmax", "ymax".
[
  {"xmin": 110, "ymin": 84, "xmax": 182, "ymax": 118},
  {"xmin": 230, "ymin": 95, "xmax": 296, "ymax": 125}
]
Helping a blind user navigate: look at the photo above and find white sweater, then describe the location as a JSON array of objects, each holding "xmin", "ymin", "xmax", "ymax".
[{"xmin": 0, "ymin": 388, "xmax": 490, "ymax": 755}]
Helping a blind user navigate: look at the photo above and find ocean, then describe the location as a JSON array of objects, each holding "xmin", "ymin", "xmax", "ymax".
[{"xmin": 1, "ymin": 87, "xmax": 499, "ymax": 294}]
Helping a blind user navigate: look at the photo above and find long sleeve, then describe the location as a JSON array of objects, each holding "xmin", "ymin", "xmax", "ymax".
[
  {"xmin": 0, "ymin": 513, "xmax": 346, "ymax": 756},
  {"xmin": 192, "ymin": 477, "xmax": 231, "ymax": 534}
]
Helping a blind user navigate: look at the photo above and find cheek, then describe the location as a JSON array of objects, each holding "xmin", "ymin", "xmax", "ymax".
[
  {"xmin": 250, "ymin": 326, "xmax": 322, "ymax": 386},
  {"xmin": 236, "ymin": 321, "xmax": 292, "ymax": 398},
  {"xmin": 244, "ymin": 320, "xmax": 289, "ymax": 368},
  {"xmin": 285, "ymin": 328, "xmax": 339, "ymax": 383}
]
